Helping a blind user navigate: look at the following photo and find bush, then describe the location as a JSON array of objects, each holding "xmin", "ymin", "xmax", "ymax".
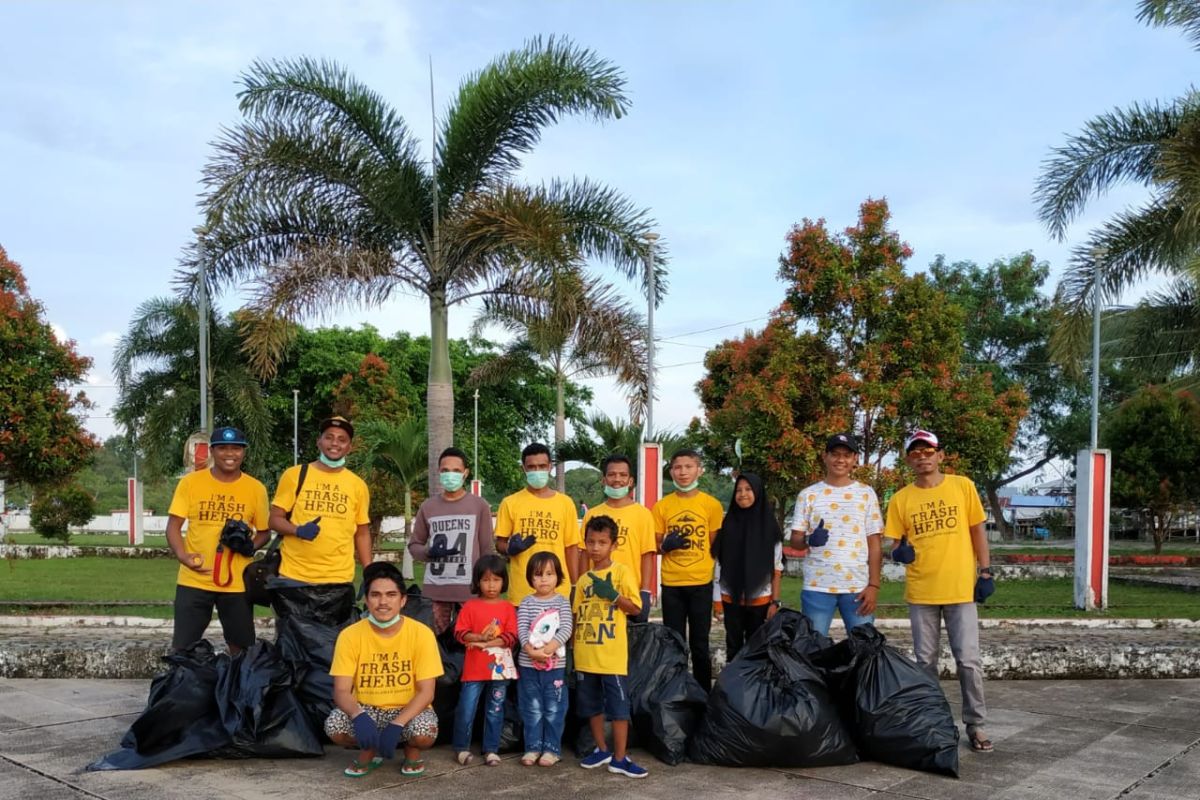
[{"xmin": 30, "ymin": 483, "xmax": 95, "ymax": 544}]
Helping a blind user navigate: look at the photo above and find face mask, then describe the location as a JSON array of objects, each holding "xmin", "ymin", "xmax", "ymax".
[
  {"xmin": 439, "ymin": 471, "xmax": 466, "ymax": 492},
  {"xmin": 319, "ymin": 453, "xmax": 346, "ymax": 469},
  {"xmin": 525, "ymin": 470, "xmax": 551, "ymax": 489},
  {"xmin": 675, "ymin": 480, "xmax": 700, "ymax": 493},
  {"xmin": 367, "ymin": 612, "xmax": 401, "ymax": 628},
  {"xmin": 603, "ymin": 484, "xmax": 631, "ymax": 499}
]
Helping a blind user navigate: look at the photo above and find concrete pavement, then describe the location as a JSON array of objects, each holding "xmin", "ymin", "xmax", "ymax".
[{"xmin": 2, "ymin": 677, "xmax": 1199, "ymax": 799}]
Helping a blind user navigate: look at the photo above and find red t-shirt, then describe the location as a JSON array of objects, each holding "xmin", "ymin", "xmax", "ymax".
[{"xmin": 454, "ymin": 598, "xmax": 518, "ymax": 682}]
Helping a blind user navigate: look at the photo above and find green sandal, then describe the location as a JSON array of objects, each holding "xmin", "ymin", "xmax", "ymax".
[
  {"xmin": 401, "ymin": 758, "xmax": 426, "ymax": 776},
  {"xmin": 344, "ymin": 756, "xmax": 383, "ymax": 777}
]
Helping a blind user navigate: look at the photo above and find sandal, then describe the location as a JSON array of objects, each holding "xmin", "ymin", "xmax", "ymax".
[
  {"xmin": 401, "ymin": 757, "xmax": 426, "ymax": 776},
  {"xmin": 968, "ymin": 731, "xmax": 994, "ymax": 752},
  {"xmin": 456, "ymin": 751, "xmax": 474, "ymax": 766},
  {"xmin": 537, "ymin": 752, "xmax": 560, "ymax": 767},
  {"xmin": 343, "ymin": 756, "xmax": 383, "ymax": 777},
  {"xmin": 485, "ymin": 752, "xmax": 501, "ymax": 766},
  {"xmin": 520, "ymin": 751, "xmax": 540, "ymax": 766}
]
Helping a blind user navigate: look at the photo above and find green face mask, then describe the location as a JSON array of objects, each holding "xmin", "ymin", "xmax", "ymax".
[
  {"xmin": 319, "ymin": 452, "xmax": 346, "ymax": 469},
  {"xmin": 675, "ymin": 480, "xmax": 700, "ymax": 492},
  {"xmin": 603, "ymin": 484, "xmax": 631, "ymax": 499},
  {"xmin": 367, "ymin": 612, "xmax": 401, "ymax": 628},
  {"xmin": 439, "ymin": 471, "xmax": 465, "ymax": 492},
  {"xmin": 525, "ymin": 470, "xmax": 551, "ymax": 489}
]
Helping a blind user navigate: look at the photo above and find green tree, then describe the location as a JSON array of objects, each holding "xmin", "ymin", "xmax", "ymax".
[
  {"xmin": 352, "ymin": 417, "xmax": 427, "ymax": 578},
  {"xmin": 198, "ymin": 40, "xmax": 659, "ymax": 493},
  {"xmin": 0, "ymin": 245, "xmax": 98, "ymax": 487},
  {"xmin": 564, "ymin": 466, "xmax": 602, "ymax": 509},
  {"xmin": 30, "ymin": 482, "xmax": 95, "ymax": 544},
  {"xmin": 557, "ymin": 412, "xmax": 688, "ymax": 484},
  {"xmin": 470, "ymin": 268, "xmax": 648, "ymax": 491},
  {"xmin": 1105, "ymin": 385, "xmax": 1200, "ymax": 553}
]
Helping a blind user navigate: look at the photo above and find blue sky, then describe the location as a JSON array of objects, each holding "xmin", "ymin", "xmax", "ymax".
[{"xmin": 2, "ymin": 1, "xmax": 1195, "ymax": 448}]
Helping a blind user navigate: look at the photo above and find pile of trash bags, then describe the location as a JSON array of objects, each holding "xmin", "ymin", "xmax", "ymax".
[{"xmin": 689, "ymin": 609, "xmax": 960, "ymax": 777}]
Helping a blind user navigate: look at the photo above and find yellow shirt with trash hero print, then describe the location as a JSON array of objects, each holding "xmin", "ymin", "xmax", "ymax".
[
  {"xmin": 495, "ymin": 489, "xmax": 581, "ymax": 605},
  {"xmin": 580, "ymin": 502, "xmax": 657, "ymax": 590},
  {"xmin": 884, "ymin": 474, "xmax": 986, "ymax": 605},
  {"xmin": 572, "ymin": 561, "xmax": 641, "ymax": 675},
  {"xmin": 652, "ymin": 491, "xmax": 725, "ymax": 587},
  {"xmin": 330, "ymin": 617, "xmax": 443, "ymax": 709},
  {"xmin": 168, "ymin": 469, "xmax": 270, "ymax": 593},
  {"xmin": 272, "ymin": 463, "xmax": 370, "ymax": 585}
]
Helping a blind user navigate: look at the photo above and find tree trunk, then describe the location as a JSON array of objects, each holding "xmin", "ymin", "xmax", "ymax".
[
  {"xmin": 402, "ymin": 486, "xmax": 415, "ymax": 580},
  {"xmin": 985, "ymin": 481, "xmax": 1012, "ymax": 541},
  {"xmin": 555, "ymin": 373, "xmax": 567, "ymax": 493},
  {"xmin": 427, "ymin": 289, "xmax": 454, "ymax": 500}
]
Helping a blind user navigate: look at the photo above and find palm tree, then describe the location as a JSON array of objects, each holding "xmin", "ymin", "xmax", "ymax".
[
  {"xmin": 1035, "ymin": 1, "xmax": 1200, "ymax": 358},
  {"xmin": 468, "ymin": 268, "xmax": 649, "ymax": 491},
  {"xmin": 557, "ymin": 412, "xmax": 688, "ymax": 486},
  {"xmin": 113, "ymin": 297, "xmax": 271, "ymax": 477},
  {"xmin": 196, "ymin": 38, "xmax": 662, "ymax": 490},
  {"xmin": 352, "ymin": 416, "xmax": 428, "ymax": 579}
]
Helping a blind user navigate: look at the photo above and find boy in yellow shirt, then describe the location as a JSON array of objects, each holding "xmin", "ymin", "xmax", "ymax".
[{"xmin": 573, "ymin": 515, "xmax": 646, "ymax": 778}]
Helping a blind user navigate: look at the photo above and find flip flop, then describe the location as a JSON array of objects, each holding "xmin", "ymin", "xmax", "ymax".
[
  {"xmin": 401, "ymin": 758, "xmax": 426, "ymax": 776},
  {"xmin": 969, "ymin": 732, "xmax": 994, "ymax": 752},
  {"xmin": 344, "ymin": 756, "xmax": 383, "ymax": 777}
]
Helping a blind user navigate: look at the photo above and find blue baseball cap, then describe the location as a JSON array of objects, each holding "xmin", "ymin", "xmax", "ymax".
[{"xmin": 210, "ymin": 426, "xmax": 248, "ymax": 447}]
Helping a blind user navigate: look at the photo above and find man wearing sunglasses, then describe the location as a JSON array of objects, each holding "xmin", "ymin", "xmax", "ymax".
[{"xmin": 884, "ymin": 430, "xmax": 995, "ymax": 754}]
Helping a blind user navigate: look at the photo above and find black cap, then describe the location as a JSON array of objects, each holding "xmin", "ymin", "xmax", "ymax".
[
  {"xmin": 210, "ymin": 426, "xmax": 248, "ymax": 447},
  {"xmin": 319, "ymin": 416, "xmax": 355, "ymax": 439},
  {"xmin": 825, "ymin": 432, "xmax": 859, "ymax": 453}
]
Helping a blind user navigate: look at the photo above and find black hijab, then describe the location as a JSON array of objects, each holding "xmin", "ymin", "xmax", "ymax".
[{"xmin": 712, "ymin": 473, "xmax": 780, "ymax": 604}]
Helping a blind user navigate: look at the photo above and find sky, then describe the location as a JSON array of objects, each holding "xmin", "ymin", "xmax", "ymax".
[{"xmin": 2, "ymin": 0, "xmax": 1195, "ymax": 458}]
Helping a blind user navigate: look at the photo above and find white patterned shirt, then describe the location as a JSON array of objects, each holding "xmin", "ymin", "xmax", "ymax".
[{"xmin": 791, "ymin": 480, "xmax": 883, "ymax": 594}]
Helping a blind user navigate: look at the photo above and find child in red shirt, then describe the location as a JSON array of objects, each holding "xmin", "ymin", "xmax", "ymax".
[{"xmin": 453, "ymin": 554, "xmax": 518, "ymax": 765}]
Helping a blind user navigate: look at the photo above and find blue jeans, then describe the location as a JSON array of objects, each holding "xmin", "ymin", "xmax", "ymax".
[
  {"xmin": 453, "ymin": 680, "xmax": 508, "ymax": 754},
  {"xmin": 518, "ymin": 665, "xmax": 568, "ymax": 755},
  {"xmin": 801, "ymin": 589, "xmax": 873, "ymax": 636}
]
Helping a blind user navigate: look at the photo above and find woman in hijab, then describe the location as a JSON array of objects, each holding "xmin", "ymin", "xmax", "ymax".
[{"xmin": 711, "ymin": 473, "xmax": 784, "ymax": 660}]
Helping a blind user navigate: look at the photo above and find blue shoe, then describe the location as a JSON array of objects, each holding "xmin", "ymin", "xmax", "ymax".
[
  {"xmin": 608, "ymin": 756, "xmax": 648, "ymax": 778},
  {"xmin": 579, "ymin": 748, "xmax": 612, "ymax": 769}
]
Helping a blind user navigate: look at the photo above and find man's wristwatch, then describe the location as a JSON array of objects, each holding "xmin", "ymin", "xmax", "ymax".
[
  {"xmin": 770, "ymin": 599, "xmax": 782, "ymax": 609},
  {"xmin": 979, "ymin": 568, "xmax": 993, "ymax": 577}
]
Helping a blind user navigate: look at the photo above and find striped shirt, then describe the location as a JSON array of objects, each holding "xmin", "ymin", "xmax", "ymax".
[{"xmin": 516, "ymin": 593, "xmax": 574, "ymax": 669}]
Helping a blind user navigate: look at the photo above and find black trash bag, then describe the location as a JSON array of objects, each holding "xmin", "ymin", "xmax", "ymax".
[
  {"xmin": 273, "ymin": 583, "xmax": 356, "ymax": 738},
  {"xmin": 430, "ymin": 625, "xmax": 465, "ymax": 746},
  {"xmin": 88, "ymin": 641, "xmax": 231, "ymax": 770},
  {"xmin": 210, "ymin": 640, "xmax": 324, "ymax": 759},
  {"xmin": 840, "ymin": 625, "xmax": 960, "ymax": 777},
  {"xmin": 574, "ymin": 623, "xmax": 707, "ymax": 765},
  {"xmin": 688, "ymin": 609, "xmax": 858, "ymax": 768}
]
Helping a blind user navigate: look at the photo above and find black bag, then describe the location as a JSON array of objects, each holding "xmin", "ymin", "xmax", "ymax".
[
  {"xmin": 243, "ymin": 463, "xmax": 309, "ymax": 607},
  {"xmin": 688, "ymin": 609, "xmax": 858, "ymax": 768}
]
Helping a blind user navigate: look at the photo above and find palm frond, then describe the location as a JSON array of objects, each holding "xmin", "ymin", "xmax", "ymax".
[{"xmin": 1139, "ymin": 0, "xmax": 1200, "ymax": 50}]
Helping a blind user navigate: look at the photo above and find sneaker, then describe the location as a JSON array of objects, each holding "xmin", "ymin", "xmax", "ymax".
[
  {"xmin": 579, "ymin": 747, "xmax": 613, "ymax": 769},
  {"xmin": 608, "ymin": 756, "xmax": 648, "ymax": 778}
]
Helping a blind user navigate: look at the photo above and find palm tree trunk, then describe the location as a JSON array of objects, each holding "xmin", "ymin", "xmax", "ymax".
[
  {"xmin": 427, "ymin": 289, "xmax": 454, "ymax": 497},
  {"xmin": 402, "ymin": 485, "xmax": 415, "ymax": 580},
  {"xmin": 555, "ymin": 373, "xmax": 567, "ymax": 492}
]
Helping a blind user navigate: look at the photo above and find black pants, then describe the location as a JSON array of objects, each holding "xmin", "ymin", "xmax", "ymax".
[
  {"xmin": 662, "ymin": 582, "xmax": 713, "ymax": 690},
  {"xmin": 722, "ymin": 601, "xmax": 770, "ymax": 662},
  {"xmin": 172, "ymin": 584, "xmax": 255, "ymax": 651}
]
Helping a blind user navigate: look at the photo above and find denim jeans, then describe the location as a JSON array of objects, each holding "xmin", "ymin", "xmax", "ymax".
[
  {"xmin": 518, "ymin": 665, "xmax": 568, "ymax": 755},
  {"xmin": 453, "ymin": 680, "xmax": 508, "ymax": 754},
  {"xmin": 801, "ymin": 589, "xmax": 874, "ymax": 636}
]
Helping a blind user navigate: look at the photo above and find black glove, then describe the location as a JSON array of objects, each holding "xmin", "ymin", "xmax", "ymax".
[
  {"xmin": 294, "ymin": 516, "xmax": 322, "ymax": 541},
  {"xmin": 426, "ymin": 539, "xmax": 461, "ymax": 560},
  {"xmin": 660, "ymin": 532, "xmax": 686, "ymax": 553},
  {"xmin": 974, "ymin": 574, "xmax": 996, "ymax": 604},
  {"xmin": 591, "ymin": 571, "xmax": 619, "ymax": 602},
  {"xmin": 891, "ymin": 535, "xmax": 915, "ymax": 564},
  {"xmin": 377, "ymin": 721, "xmax": 406, "ymax": 759},
  {"xmin": 807, "ymin": 517, "xmax": 829, "ymax": 548},
  {"xmin": 219, "ymin": 518, "xmax": 257, "ymax": 557},
  {"xmin": 352, "ymin": 711, "xmax": 378, "ymax": 751},
  {"xmin": 505, "ymin": 533, "xmax": 536, "ymax": 557}
]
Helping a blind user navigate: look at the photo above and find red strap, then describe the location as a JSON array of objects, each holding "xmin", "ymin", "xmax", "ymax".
[{"xmin": 213, "ymin": 545, "xmax": 234, "ymax": 588}]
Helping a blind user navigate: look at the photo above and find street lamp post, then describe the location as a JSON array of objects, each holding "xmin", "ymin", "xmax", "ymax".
[
  {"xmin": 1090, "ymin": 249, "xmax": 1104, "ymax": 449},
  {"xmin": 293, "ymin": 389, "xmax": 300, "ymax": 465},
  {"xmin": 197, "ymin": 235, "xmax": 209, "ymax": 434},
  {"xmin": 644, "ymin": 233, "xmax": 659, "ymax": 441},
  {"xmin": 473, "ymin": 388, "xmax": 480, "ymax": 470}
]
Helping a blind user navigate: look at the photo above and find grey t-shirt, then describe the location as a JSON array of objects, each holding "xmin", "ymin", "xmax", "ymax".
[{"xmin": 408, "ymin": 492, "xmax": 495, "ymax": 602}]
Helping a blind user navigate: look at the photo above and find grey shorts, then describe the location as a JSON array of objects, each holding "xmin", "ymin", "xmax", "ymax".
[{"xmin": 324, "ymin": 705, "xmax": 439, "ymax": 743}]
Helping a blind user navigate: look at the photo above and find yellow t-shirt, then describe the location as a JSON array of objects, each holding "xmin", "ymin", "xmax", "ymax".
[
  {"xmin": 884, "ymin": 474, "xmax": 986, "ymax": 605},
  {"xmin": 572, "ymin": 561, "xmax": 641, "ymax": 675},
  {"xmin": 495, "ymin": 489, "xmax": 581, "ymax": 604},
  {"xmin": 580, "ymin": 502, "xmax": 657, "ymax": 590},
  {"xmin": 272, "ymin": 464, "xmax": 370, "ymax": 585},
  {"xmin": 167, "ymin": 469, "xmax": 270, "ymax": 593},
  {"xmin": 652, "ymin": 491, "xmax": 724, "ymax": 587},
  {"xmin": 330, "ymin": 617, "xmax": 444, "ymax": 709}
]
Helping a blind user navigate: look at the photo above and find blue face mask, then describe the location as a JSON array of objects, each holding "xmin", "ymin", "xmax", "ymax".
[
  {"xmin": 525, "ymin": 470, "xmax": 551, "ymax": 489},
  {"xmin": 439, "ymin": 471, "xmax": 466, "ymax": 492},
  {"xmin": 319, "ymin": 452, "xmax": 346, "ymax": 469},
  {"xmin": 367, "ymin": 612, "xmax": 401, "ymax": 628},
  {"xmin": 603, "ymin": 484, "xmax": 631, "ymax": 499}
]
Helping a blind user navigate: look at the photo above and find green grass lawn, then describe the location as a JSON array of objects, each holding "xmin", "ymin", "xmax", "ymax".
[
  {"xmin": 1, "ymin": 558, "xmax": 1197, "ymax": 620},
  {"xmin": 4, "ymin": 532, "xmax": 410, "ymax": 550}
]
